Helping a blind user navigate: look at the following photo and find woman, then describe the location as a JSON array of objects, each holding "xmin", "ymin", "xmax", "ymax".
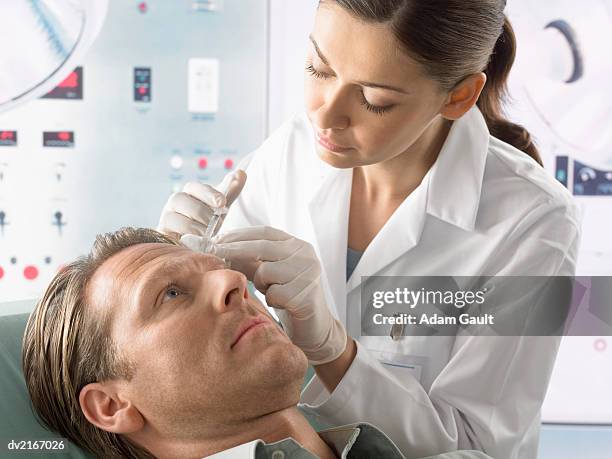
[{"xmin": 158, "ymin": 1, "xmax": 581, "ymax": 457}]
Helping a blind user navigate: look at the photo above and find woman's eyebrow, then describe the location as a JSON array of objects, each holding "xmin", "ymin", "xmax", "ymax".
[
  {"xmin": 309, "ymin": 34, "xmax": 331, "ymax": 65},
  {"xmin": 308, "ymin": 34, "xmax": 411, "ymax": 94}
]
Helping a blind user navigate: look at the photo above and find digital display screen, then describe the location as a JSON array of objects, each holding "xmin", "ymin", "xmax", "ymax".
[
  {"xmin": 555, "ymin": 156, "xmax": 569, "ymax": 188},
  {"xmin": 42, "ymin": 67, "xmax": 83, "ymax": 100},
  {"xmin": 573, "ymin": 159, "xmax": 612, "ymax": 196},
  {"xmin": 134, "ymin": 67, "xmax": 152, "ymax": 102},
  {"xmin": 0, "ymin": 131, "xmax": 17, "ymax": 147},
  {"xmin": 43, "ymin": 131, "xmax": 75, "ymax": 148}
]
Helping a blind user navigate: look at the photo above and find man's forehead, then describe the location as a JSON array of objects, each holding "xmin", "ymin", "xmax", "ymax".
[
  {"xmin": 96, "ymin": 243, "xmax": 183, "ymax": 280},
  {"xmin": 86, "ymin": 243, "xmax": 185, "ymax": 311}
]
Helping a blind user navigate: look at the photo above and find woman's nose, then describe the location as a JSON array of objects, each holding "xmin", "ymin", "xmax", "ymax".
[
  {"xmin": 206, "ymin": 269, "xmax": 249, "ymax": 312},
  {"xmin": 316, "ymin": 88, "xmax": 350, "ymax": 130}
]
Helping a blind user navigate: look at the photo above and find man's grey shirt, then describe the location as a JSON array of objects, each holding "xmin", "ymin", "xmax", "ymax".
[{"xmin": 206, "ymin": 423, "xmax": 492, "ymax": 458}]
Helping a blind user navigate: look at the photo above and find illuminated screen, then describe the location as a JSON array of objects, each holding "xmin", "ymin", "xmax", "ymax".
[
  {"xmin": 42, "ymin": 131, "xmax": 75, "ymax": 148},
  {"xmin": 134, "ymin": 67, "xmax": 152, "ymax": 102},
  {"xmin": 42, "ymin": 67, "xmax": 83, "ymax": 100},
  {"xmin": 0, "ymin": 131, "xmax": 17, "ymax": 147}
]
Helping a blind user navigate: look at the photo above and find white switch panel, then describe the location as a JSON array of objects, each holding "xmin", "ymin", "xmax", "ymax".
[{"xmin": 188, "ymin": 58, "xmax": 219, "ymax": 114}]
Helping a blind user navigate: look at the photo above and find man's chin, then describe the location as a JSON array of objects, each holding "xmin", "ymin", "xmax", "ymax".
[{"xmin": 244, "ymin": 339, "xmax": 308, "ymax": 386}]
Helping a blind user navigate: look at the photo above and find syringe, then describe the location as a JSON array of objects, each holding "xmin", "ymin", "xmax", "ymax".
[
  {"xmin": 199, "ymin": 171, "xmax": 242, "ymax": 253},
  {"xmin": 180, "ymin": 171, "xmax": 245, "ymax": 255},
  {"xmin": 201, "ymin": 205, "xmax": 228, "ymax": 253}
]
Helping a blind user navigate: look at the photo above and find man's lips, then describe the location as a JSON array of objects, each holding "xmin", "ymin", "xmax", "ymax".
[{"xmin": 231, "ymin": 316, "xmax": 270, "ymax": 349}]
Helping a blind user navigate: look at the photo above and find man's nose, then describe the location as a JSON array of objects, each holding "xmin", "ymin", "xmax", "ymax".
[{"xmin": 206, "ymin": 269, "xmax": 249, "ymax": 312}]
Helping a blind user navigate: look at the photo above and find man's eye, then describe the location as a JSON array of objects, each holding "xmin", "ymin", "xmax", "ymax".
[{"xmin": 162, "ymin": 285, "xmax": 184, "ymax": 303}]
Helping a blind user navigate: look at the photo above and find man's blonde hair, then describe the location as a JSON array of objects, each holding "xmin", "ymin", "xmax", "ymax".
[{"xmin": 22, "ymin": 227, "xmax": 179, "ymax": 458}]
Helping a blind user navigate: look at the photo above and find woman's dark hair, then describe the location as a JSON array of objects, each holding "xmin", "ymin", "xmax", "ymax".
[{"xmin": 327, "ymin": 0, "xmax": 543, "ymax": 166}]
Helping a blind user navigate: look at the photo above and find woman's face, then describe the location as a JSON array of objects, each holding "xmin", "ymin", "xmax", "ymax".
[{"xmin": 304, "ymin": 2, "xmax": 450, "ymax": 168}]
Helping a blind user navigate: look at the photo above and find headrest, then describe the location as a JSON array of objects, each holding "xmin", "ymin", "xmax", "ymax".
[{"xmin": 0, "ymin": 312, "xmax": 91, "ymax": 458}]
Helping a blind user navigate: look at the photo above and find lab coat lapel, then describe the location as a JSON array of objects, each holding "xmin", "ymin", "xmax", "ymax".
[
  {"xmin": 346, "ymin": 172, "xmax": 430, "ymax": 294},
  {"xmin": 308, "ymin": 168, "xmax": 352, "ymax": 324},
  {"xmin": 306, "ymin": 107, "xmax": 488, "ymax": 319},
  {"xmin": 346, "ymin": 106, "xmax": 489, "ymax": 293},
  {"xmin": 426, "ymin": 106, "xmax": 489, "ymax": 230}
]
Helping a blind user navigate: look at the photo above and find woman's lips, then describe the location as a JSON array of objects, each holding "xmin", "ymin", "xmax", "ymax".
[{"xmin": 316, "ymin": 133, "xmax": 353, "ymax": 153}]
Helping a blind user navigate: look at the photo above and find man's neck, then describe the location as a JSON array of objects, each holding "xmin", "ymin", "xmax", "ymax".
[
  {"xmin": 238, "ymin": 406, "xmax": 336, "ymax": 459},
  {"xmin": 140, "ymin": 406, "xmax": 337, "ymax": 459}
]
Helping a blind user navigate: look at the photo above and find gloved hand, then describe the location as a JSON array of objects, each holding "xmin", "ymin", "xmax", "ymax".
[
  {"xmin": 157, "ymin": 170, "xmax": 247, "ymax": 241},
  {"xmin": 204, "ymin": 226, "xmax": 348, "ymax": 365}
]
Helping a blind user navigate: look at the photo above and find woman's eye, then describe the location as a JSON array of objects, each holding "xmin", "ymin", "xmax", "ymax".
[
  {"xmin": 305, "ymin": 63, "xmax": 331, "ymax": 80},
  {"xmin": 360, "ymin": 92, "xmax": 394, "ymax": 116},
  {"xmin": 306, "ymin": 61, "xmax": 394, "ymax": 115}
]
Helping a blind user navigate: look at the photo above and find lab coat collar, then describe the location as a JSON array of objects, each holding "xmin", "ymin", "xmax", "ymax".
[
  {"xmin": 308, "ymin": 165, "xmax": 352, "ymax": 324},
  {"xmin": 426, "ymin": 105, "xmax": 490, "ymax": 232},
  {"xmin": 301, "ymin": 112, "xmax": 352, "ymax": 322},
  {"xmin": 345, "ymin": 168, "xmax": 430, "ymax": 294},
  {"xmin": 346, "ymin": 107, "xmax": 489, "ymax": 294},
  {"xmin": 305, "ymin": 107, "xmax": 489, "ymax": 308}
]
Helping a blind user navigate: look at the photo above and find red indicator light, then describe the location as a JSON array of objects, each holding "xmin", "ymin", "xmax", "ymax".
[
  {"xmin": 138, "ymin": 2, "xmax": 148, "ymax": 13},
  {"xmin": 0, "ymin": 132, "xmax": 14, "ymax": 140},
  {"xmin": 138, "ymin": 87, "xmax": 147, "ymax": 95},
  {"xmin": 594, "ymin": 338, "xmax": 607, "ymax": 352},
  {"xmin": 224, "ymin": 158, "xmax": 234, "ymax": 170},
  {"xmin": 0, "ymin": 266, "xmax": 4, "ymax": 280},
  {"xmin": 58, "ymin": 132, "xmax": 70, "ymax": 141},
  {"xmin": 58, "ymin": 71, "xmax": 79, "ymax": 88},
  {"xmin": 198, "ymin": 157, "xmax": 208, "ymax": 169},
  {"xmin": 24, "ymin": 265, "xmax": 39, "ymax": 280}
]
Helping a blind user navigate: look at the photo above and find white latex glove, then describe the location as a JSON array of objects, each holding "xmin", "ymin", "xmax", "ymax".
[
  {"xmin": 210, "ymin": 226, "xmax": 347, "ymax": 365},
  {"xmin": 157, "ymin": 170, "xmax": 247, "ymax": 240}
]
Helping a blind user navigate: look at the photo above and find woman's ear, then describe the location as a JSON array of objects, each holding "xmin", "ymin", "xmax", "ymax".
[
  {"xmin": 79, "ymin": 382, "xmax": 145, "ymax": 434},
  {"xmin": 440, "ymin": 72, "xmax": 487, "ymax": 120}
]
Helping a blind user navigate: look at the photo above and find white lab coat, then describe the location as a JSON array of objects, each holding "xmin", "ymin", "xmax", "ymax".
[{"xmin": 223, "ymin": 106, "xmax": 582, "ymax": 459}]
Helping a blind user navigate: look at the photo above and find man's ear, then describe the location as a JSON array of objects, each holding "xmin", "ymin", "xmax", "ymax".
[
  {"xmin": 79, "ymin": 382, "xmax": 144, "ymax": 434},
  {"xmin": 440, "ymin": 72, "xmax": 487, "ymax": 120}
]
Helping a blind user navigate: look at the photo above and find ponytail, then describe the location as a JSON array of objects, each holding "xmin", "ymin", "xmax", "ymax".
[{"xmin": 477, "ymin": 17, "xmax": 543, "ymax": 166}]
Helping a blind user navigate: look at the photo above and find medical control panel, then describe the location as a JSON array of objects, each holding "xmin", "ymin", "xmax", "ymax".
[
  {"xmin": 556, "ymin": 156, "xmax": 612, "ymax": 196},
  {"xmin": 505, "ymin": 0, "xmax": 612, "ymax": 426},
  {"xmin": 506, "ymin": 0, "xmax": 612, "ymax": 276},
  {"xmin": 0, "ymin": 0, "xmax": 268, "ymax": 301}
]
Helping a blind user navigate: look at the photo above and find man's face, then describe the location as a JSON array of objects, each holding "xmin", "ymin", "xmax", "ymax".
[{"xmin": 86, "ymin": 243, "xmax": 307, "ymax": 437}]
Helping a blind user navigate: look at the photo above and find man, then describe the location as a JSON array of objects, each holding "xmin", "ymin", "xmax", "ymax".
[{"xmin": 22, "ymin": 227, "xmax": 490, "ymax": 458}]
